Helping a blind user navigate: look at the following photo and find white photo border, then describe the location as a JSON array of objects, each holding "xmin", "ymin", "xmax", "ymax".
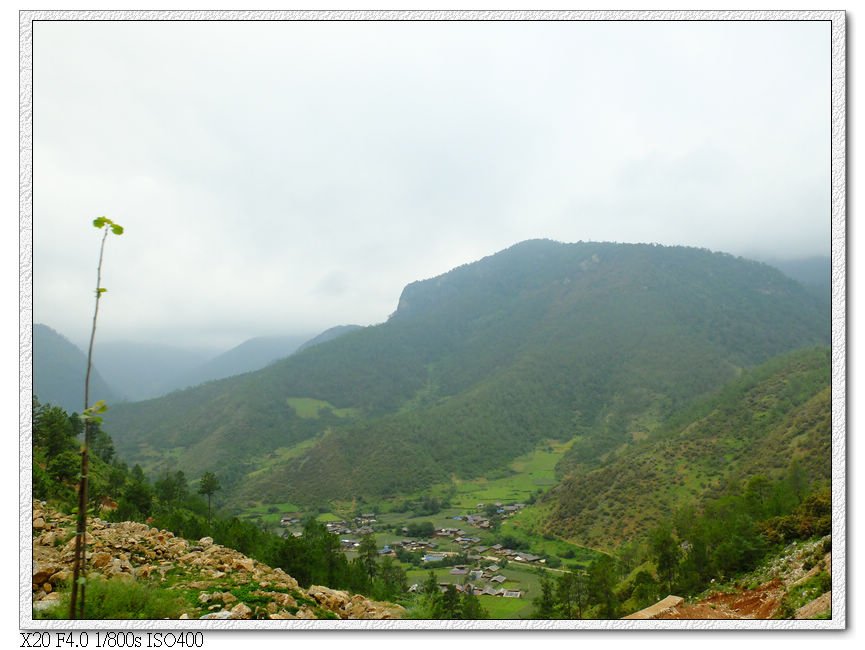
[{"xmin": 19, "ymin": 8, "xmax": 847, "ymax": 631}]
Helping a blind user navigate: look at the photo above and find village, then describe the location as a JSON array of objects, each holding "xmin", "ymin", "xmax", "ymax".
[{"xmin": 279, "ymin": 501, "xmax": 544, "ymax": 600}]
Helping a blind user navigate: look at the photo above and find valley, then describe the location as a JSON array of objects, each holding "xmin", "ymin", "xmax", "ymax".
[{"xmin": 32, "ymin": 240, "xmax": 834, "ymax": 621}]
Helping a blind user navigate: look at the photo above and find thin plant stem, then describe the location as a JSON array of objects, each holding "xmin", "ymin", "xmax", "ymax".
[{"xmin": 70, "ymin": 225, "xmax": 109, "ymax": 619}]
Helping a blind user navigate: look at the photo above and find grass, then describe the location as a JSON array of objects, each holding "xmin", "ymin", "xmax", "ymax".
[
  {"xmin": 286, "ymin": 397, "xmax": 358, "ymax": 419},
  {"xmin": 445, "ymin": 439, "xmax": 576, "ymax": 509},
  {"xmin": 478, "ymin": 594, "xmax": 532, "ymax": 619},
  {"xmin": 778, "ymin": 571, "xmax": 831, "ymax": 618},
  {"xmin": 403, "ymin": 561, "xmax": 548, "ymax": 619},
  {"xmin": 35, "ymin": 576, "xmax": 187, "ymax": 620},
  {"xmin": 245, "ymin": 437, "xmax": 321, "ymax": 480}
]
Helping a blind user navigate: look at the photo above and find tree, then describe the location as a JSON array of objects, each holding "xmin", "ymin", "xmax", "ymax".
[
  {"xmin": 533, "ymin": 573, "xmax": 557, "ymax": 619},
  {"xmin": 588, "ymin": 554, "xmax": 620, "ymax": 619},
  {"xmin": 556, "ymin": 569, "xmax": 588, "ymax": 619},
  {"xmin": 358, "ymin": 533, "xmax": 379, "ymax": 579},
  {"xmin": 198, "ymin": 471, "xmax": 220, "ymax": 524},
  {"xmin": 155, "ymin": 470, "xmax": 189, "ymax": 505},
  {"xmin": 33, "ymin": 400, "xmax": 78, "ymax": 459},
  {"xmin": 649, "ymin": 524, "xmax": 680, "ymax": 595},
  {"xmin": 460, "ymin": 590, "xmax": 487, "ymax": 619},
  {"xmin": 441, "ymin": 584, "xmax": 461, "ymax": 619},
  {"xmin": 374, "ymin": 556, "xmax": 407, "ymax": 601}
]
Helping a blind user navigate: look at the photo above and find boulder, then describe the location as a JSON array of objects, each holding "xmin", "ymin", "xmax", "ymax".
[
  {"xmin": 91, "ymin": 552, "xmax": 112, "ymax": 569},
  {"xmin": 308, "ymin": 585, "xmax": 350, "ymax": 612},
  {"xmin": 33, "ymin": 563, "xmax": 62, "ymax": 585}
]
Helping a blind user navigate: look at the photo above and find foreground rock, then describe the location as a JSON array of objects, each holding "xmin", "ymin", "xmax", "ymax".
[{"xmin": 31, "ymin": 501, "xmax": 404, "ymax": 620}]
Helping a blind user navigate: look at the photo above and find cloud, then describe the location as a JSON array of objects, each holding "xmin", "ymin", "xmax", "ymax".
[{"xmin": 32, "ymin": 19, "xmax": 831, "ymax": 349}]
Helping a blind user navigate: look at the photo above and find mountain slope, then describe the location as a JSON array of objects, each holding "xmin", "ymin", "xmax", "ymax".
[
  {"xmin": 542, "ymin": 347, "xmax": 831, "ymax": 549},
  {"xmin": 176, "ymin": 334, "xmax": 312, "ymax": 390},
  {"xmin": 104, "ymin": 240, "xmax": 829, "ymax": 506},
  {"xmin": 33, "ymin": 324, "xmax": 119, "ymax": 413},
  {"xmin": 296, "ymin": 325, "xmax": 363, "ymax": 353},
  {"xmin": 31, "ymin": 502, "xmax": 404, "ymax": 620}
]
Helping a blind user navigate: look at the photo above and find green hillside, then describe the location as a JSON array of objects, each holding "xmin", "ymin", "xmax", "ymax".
[
  {"xmin": 543, "ymin": 347, "xmax": 831, "ymax": 549},
  {"xmin": 104, "ymin": 240, "xmax": 829, "ymax": 509}
]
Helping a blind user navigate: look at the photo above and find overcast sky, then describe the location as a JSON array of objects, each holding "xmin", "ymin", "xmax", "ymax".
[{"xmin": 32, "ymin": 18, "xmax": 831, "ymax": 350}]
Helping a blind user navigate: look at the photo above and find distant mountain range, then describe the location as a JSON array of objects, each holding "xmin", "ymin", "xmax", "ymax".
[
  {"xmin": 33, "ymin": 324, "xmax": 119, "ymax": 413},
  {"xmin": 101, "ymin": 240, "xmax": 830, "ymax": 523},
  {"xmin": 34, "ymin": 325, "xmax": 362, "ymax": 405}
]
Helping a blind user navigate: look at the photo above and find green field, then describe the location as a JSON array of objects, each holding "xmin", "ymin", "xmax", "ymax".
[
  {"xmin": 404, "ymin": 561, "xmax": 545, "ymax": 619},
  {"xmin": 286, "ymin": 397, "xmax": 359, "ymax": 419},
  {"xmin": 430, "ymin": 438, "xmax": 576, "ymax": 509},
  {"xmin": 237, "ymin": 501, "xmax": 303, "ymax": 528},
  {"xmin": 478, "ymin": 594, "xmax": 532, "ymax": 619}
]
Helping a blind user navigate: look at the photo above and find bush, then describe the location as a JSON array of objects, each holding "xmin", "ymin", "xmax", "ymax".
[{"xmin": 36, "ymin": 576, "xmax": 187, "ymax": 620}]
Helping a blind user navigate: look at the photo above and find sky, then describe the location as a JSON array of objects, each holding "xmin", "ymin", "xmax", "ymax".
[{"xmin": 31, "ymin": 18, "xmax": 832, "ymax": 350}]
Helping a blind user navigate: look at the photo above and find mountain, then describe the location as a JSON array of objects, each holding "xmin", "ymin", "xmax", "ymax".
[
  {"xmin": 93, "ymin": 340, "xmax": 217, "ymax": 401},
  {"xmin": 759, "ymin": 255, "xmax": 831, "ymax": 311},
  {"xmin": 296, "ymin": 325, "xmax": 363, "ymax": 353},
  {"xmin": 762, "ymin": 256, "xmax": 831, "ymax": 291},
  {"xmin": 176, "ymin": 334, "xmax": 313, "ymax": 390},
  {"xmin": 540, "ymin": 346, "xmax": 831, "ymax": 549},
  {"xmin": 94, "ymin": 329, "xmax": 353, "ymax": 402},
  {"xmin": 33, "ymin": 324, "xmax": 119, "ymax": 413},
  {"xmin": 104, "ymin": 240, "xmax": 829, "ymax": 508}
]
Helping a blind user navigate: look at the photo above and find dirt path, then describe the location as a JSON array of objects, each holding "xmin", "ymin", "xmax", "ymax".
[{"xmin": 655, "ymin": 580, "xmax": 785, "ymax": 619}]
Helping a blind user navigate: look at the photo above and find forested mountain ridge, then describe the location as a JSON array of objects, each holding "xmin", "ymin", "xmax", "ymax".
[{"xmin": 104, "ymin": 240, "xmax": 829, "ymax": 508}]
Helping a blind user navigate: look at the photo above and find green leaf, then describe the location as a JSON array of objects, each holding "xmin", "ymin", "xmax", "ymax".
[
  {"xmin": 93, "ymin": 217, "xmax": 107, "ymax": 229},
  {"xmin": 110, "ymin": 224, "xmax": 124, "ymax": 235},
  {"xmin": 97, "ymin": 287, "xmax": 108, "ymax": 294}
]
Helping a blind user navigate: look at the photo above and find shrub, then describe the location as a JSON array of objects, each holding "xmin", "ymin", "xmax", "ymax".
[{"xmin": 36, "ymin": 576, "xmax": 187, "ymax": 620}]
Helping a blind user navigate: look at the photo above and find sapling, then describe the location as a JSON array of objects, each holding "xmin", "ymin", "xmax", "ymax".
[{"xmin": 69, "ymin": 217, "xmax": 123, "ymax": 619}]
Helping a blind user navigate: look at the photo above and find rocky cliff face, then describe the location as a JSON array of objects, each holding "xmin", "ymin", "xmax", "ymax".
[{"xmin": 31, "ymin": 502, "xmax": 404, "ymax": 620}]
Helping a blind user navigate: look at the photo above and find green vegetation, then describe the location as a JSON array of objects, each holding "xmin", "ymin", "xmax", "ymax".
[
  {"xmin": 36, "ymin": 576, "xmax": 185, "ymax": 620},
  {"xmin": 104, "ymin": 241, "xmax": 828, "ymax": 509},
  {"xmin": 35, "ymin": 239, "xmax": 834, "ymax": 621},
  {"xmin": 198, "ymin": 471, "xmax": 221, "ymax": 524},
  {"xmin": 778, "ymin": 571, "xmax": 831, "ymax": 619},
  {"xmin": 286, "ymin": 397, "xmax": 358, "ymax": 419},
  {"xmin": 545, "ymin": 347, "xmax": 830, "ymax": 548}
]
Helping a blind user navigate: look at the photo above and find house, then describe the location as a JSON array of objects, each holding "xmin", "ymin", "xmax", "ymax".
[
  {"xmin": 422, "ymin": 553, "xmax": 447, "ymax": 563},
  {"xmin": 490, "ymin": 575, "xmax": 507, "ymax": 584},
  {"xmin": 502, "ymin": 590, "xmax": 522, "ymax": 598}
]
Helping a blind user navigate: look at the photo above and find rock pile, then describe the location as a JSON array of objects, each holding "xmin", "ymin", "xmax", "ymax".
[{"xmin": 31, "ymin": 501, "xmax": 404, "ymax": 620}]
